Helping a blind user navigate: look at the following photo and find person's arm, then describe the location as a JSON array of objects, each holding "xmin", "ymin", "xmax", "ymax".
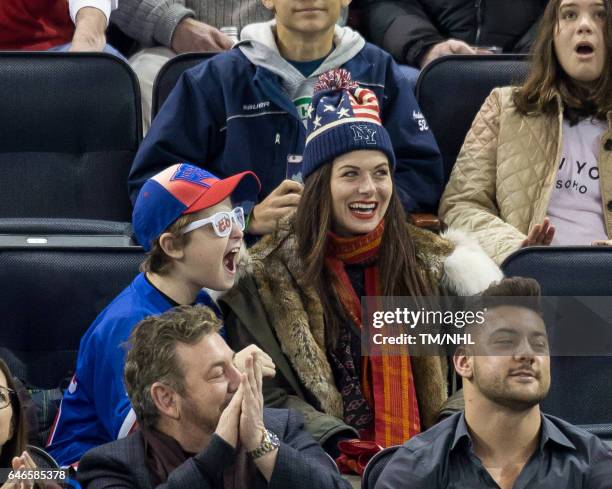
[
  {"xmin": 110, "ymin": 0, "xmax": 195, "ymax": 48},
  {"xmin": 247, "ymin": 180, "xmax": 302, "ymax": 236},
  {"xmin": 438, "ymin": 88, "xmax": 527, "ymax": 265},
  {"xmin": 128, "ymin": 63, "xmax": 225, "ymax": 203},
  {"xmin": 69, "ymin": 5, "xmax": 109, "ymax": 52},
  {"xmin": 95, "ymin": 326, "xmax": 138, "ymax": 440},
  {"xmin": 226, "ymin": 330, "xmax": 357, "ymax": 448},
  {"xmin": 365, "ymin": 0, "xmax": 443, "ymax": 67},
  {"xmin": 584, "ymin": 444, "xmax": 612, "ymax": 489},
  {"xmin": 382, "ymin": 59, "xmax": 444, "ymax": 213},
  {"xmin": 170, "ymin": 18, "xmax": 233, "ymax": 53},
  {"xmin": 267, "ymin": 410, "xmax": 352, "ymax": 489},
  {"xmin": 374, "ymin": 444, "xmax": 438, "ymax": 489},
  {"xmin": 110, "ymin": 0, "xmax": 232, "ymax": 52},
  {"xmin": 69, "ymin": 0, "xmax": 118, "ymax": 26}
]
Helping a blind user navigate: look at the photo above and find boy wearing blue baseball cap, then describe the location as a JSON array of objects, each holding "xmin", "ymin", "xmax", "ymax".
[{"xmin": 48, "ymin": 164, "xmax": 274, "ymax": 467}]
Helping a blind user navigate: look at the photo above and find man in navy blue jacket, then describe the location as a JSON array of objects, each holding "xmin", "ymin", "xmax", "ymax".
[{"xmin": 128, "ymin": 0, "xmax": 444, "ymax": 235}]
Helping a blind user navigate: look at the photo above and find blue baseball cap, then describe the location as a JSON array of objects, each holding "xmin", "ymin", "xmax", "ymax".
[{"xmin": 132, "ymin": 163, "xmax": 260, "ymax": 251}]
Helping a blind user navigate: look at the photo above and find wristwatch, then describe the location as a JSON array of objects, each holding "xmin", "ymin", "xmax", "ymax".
[{"xmin": 247, "ymin": 428, "xmax": 280, "ymax": 459}]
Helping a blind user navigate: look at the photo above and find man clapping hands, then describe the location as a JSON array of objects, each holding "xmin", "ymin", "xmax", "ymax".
[{"xmin": 77, "ymin": 305, "xmax": 351, "ymax": 489}]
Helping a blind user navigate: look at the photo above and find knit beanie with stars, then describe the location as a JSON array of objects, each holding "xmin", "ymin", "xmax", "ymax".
[{"xmin": 302, "ymin": 69, "xmax": 396, "ymax": 181}]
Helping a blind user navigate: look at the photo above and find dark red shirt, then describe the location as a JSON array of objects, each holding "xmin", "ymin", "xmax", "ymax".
[{"xmin": 0, "ymin": 0, "xmax": 73, "ymax": 50}]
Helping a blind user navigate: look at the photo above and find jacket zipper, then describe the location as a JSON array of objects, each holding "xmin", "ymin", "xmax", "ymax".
[{"xmin": 475, "ymin": 0, "xmax": 483, "ymax": 45}]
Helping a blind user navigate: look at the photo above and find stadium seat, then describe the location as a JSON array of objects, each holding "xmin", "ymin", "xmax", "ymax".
[
  {"xmin": 502, "ymin": 246, "xmax": 612, "ymax": 439},
  {"xmin": 27, "ymin": 445, "xmax": 60, "ymax": 469},
  {"xmin": 0, "ymin": 246, "xmax": 145, "ymax": 389},
  {"xmin": 0, "ymin": 218, "xmax": 134, "ymax": 247},
  {"xmin": 416, "ymin": 54, "xmax": 529, "ymax": 182},
  {"xmin": 361, "ymin": 445, "xmax": 400, "ymax": 489},
  {"xmin": 502, "ymin": 246, "xmax": 612, "ymax": 296},
  {"xmin": 152, "ymin": 52, "xmax": 216, "ymax": 118},
  {"xmin": 0, "ymin": 52, "xmax": 141, "ymax": 233}
]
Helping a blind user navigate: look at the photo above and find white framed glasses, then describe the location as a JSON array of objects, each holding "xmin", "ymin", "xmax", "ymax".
[{"xmin": 182, "ymin": 207, "xmax": 246, "ymax": 237}]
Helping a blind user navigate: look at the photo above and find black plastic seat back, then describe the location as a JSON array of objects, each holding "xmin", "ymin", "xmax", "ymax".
[
  {"xmin": 416, "ymin": 55, "xmax": 529, "ymax": 182},
  {"xmin": 0, "ymin": 52, "xmax": 141, "ymax": 223},
  {"xmin": 0, "ymin": 247, "xmax": 145, "ymax": 389},
  {"xmin": 152, "ymin": 52, "xmax": 216, "ymax": 118},
  {"xmin": 502, "ymin": 246, "xmax": 612, "ymax": 296},
  {"xmin": 502, "ymin": 247, "xmax": 612, "ymax": 435}
]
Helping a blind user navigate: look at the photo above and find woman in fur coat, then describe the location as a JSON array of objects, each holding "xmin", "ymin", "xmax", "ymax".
[{"xmin": 220, "ymin": 69, "xmax": 502, "ymax": 458}]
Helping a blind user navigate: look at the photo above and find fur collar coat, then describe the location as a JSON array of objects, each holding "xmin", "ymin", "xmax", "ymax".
[{"xmin": 230, "ymin": 216, "xmax": 502, "ymax": 429}]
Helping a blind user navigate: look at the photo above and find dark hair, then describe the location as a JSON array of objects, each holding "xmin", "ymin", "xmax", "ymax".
[
  {"xmin": 124, "ymin": 305, "xmax": 222, "ymax": 429},
  {"xmin": 479, "ymin": 277, "xmax": 543, "ymax": 315},
  {"xmin": 456, "ymin": 277, "xmax": 544, "ymax": 355},
  {"xmin": 0, "ymin": 359, "xmax": 27, "ymax": 467},
  {"xmin": 294, "ymin": 162, "xmax": 435, "ymax": 348},
  {"xmin": 140, "ymin": 213, "xmax": 199, "ymax": 275},
  {"xmin": 513, "ymin": 0, "xmax": 612, "ymax": 123}
]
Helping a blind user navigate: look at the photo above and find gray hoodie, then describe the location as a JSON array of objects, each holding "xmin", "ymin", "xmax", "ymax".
[{"xmin": 238, "ymin": 20, "xmax": 365, "ymax": 120}]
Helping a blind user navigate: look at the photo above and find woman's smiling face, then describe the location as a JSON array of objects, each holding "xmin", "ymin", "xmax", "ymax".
[{"xmin": 330, "ymin": 150, "xmax": 392, "ymax": 237}]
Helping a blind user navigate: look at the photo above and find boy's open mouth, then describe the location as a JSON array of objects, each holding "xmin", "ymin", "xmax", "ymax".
[{"xmin": 223, "ymin": 248, "xmax": 239, "ymax": 273}]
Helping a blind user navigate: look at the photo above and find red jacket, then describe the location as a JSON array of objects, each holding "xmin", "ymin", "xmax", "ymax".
[{"xmin": 0, "ymin": 0, "xmax": 73, "ymax": 50}]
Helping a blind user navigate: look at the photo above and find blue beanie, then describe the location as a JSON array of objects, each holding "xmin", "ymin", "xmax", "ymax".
[{"xmin": 302, "ymin": 69, "xmax": 396, "ymax": 181}]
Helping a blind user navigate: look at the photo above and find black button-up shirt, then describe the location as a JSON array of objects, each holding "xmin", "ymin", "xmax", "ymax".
[{"xmin": 376, "ymin": 411, "xmax": 612, "ymax": 489}]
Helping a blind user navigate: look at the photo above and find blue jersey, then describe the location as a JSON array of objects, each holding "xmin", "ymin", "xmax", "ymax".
[{"xmin": 47, "ymin": 273, "xmax": 216, "ymax": 466}]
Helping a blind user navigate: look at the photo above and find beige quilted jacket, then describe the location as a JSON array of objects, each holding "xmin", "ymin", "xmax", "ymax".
[{"xmin": 439, "ymin": 86, "xmax": 612, "ymax": 265}]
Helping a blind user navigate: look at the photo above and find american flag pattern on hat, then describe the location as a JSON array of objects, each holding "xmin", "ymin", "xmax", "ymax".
[
  {"xmin": 301, "ymin": 68, "xmax": 396, "ymax": 181},
  {"xmin": 305, "ymin": 69, "xmax": 383, "ymax": 145}
]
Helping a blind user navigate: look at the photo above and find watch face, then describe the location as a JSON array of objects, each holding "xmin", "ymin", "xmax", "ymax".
[
  {"xmin": 268, "ymin": 430, "xmax": 280, "ymax": 445},
  {"xmin": 249, "ymin": 430, "xmax": 280, "ymax": 459}
]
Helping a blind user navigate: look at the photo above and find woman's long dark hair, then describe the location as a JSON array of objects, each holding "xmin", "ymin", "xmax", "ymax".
[
  {"xmin": 0, "ymin": 358, "xmax": 27, "ymax": 467},
  {"xmin": 513, "ymin": 0, "xmax": 612, "ymax": 123},
  {"xmin": 294, "ymin": 163, "xmax": 435, "ymax": 348}
]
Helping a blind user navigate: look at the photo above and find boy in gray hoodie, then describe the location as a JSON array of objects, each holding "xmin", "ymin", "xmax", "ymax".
[{"xmin": 129, "ymin": 0, "xmax": 444, "ymax": 233}]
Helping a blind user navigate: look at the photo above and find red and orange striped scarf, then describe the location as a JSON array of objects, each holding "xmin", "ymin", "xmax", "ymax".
[{"xmin": 325, "ymin": 220, "xmax": 421, "ymax": 447}]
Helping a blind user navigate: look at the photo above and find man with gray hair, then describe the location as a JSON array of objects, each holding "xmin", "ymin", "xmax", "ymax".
[{"xmin": 77, "ymin": 305, "xmax": 351, "ymax": 489}]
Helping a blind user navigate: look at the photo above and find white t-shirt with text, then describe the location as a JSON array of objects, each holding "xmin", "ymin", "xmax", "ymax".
[{"xmin": 547, "ymin": 118, "xmax": 608, "ymax": 245}]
